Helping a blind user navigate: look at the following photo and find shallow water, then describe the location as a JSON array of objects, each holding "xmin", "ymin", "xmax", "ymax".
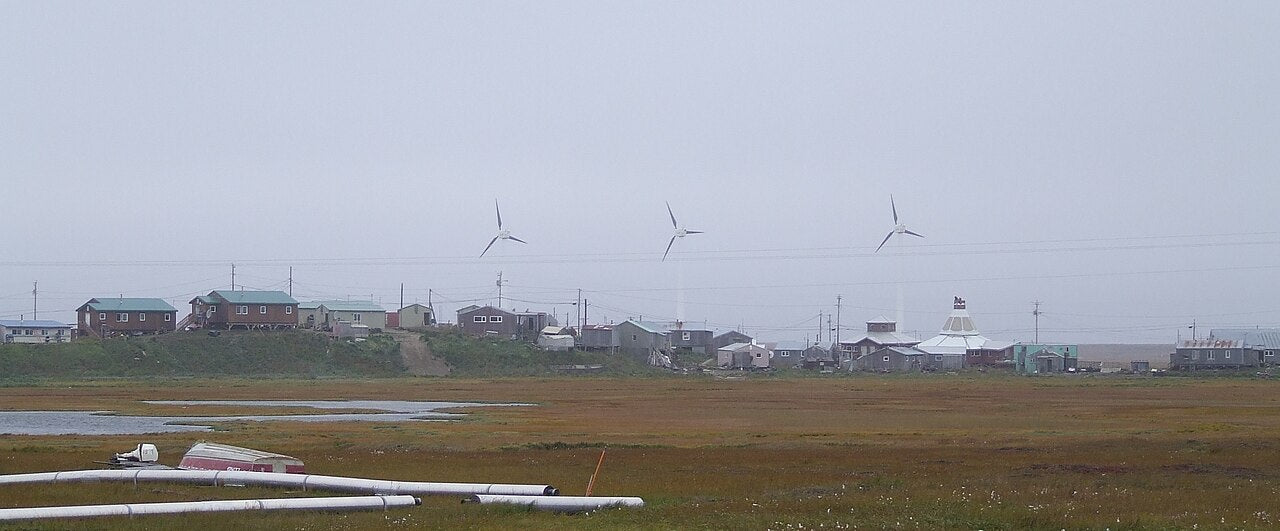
[{"xmin": 0, "ymin": 400, "xmax": 533, "ymax": 435}]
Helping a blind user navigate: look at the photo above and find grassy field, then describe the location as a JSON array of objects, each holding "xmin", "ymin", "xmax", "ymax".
[{"xmin": 2, "ymin": 374, "xmax": 1280, "ymax": 529}]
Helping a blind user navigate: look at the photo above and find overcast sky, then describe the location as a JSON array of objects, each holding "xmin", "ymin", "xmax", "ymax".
[{"xmin": 2, "ymin": 1, "xmax": 1278, "ymax": 343}]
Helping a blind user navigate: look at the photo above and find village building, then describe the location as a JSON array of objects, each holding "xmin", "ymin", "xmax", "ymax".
[
  {"xmin": 1171, "ymin": 338, "xmax": 1262, "ymax": 370},
  {"xmin": 189, "ymin": 290, "xmax": 298, "ymax": 330},
  {"xmin": 77, "ymin": 298, "xmax": 177, "ymax": 337},
  {"xmin": 1209, "ymin": 328, "xmax": 1280, "ymax": 364},
  {"xmin": 579, "ymin": 324, "xmax": 618, "ymax": 350},
  {"xmin": 716, "ymin": 342, "xmax": 770, "ymax": 369},
  {"xmin": 616, "ymin": 320, "xmax": 671, "ymax": 353},
  {"xmin": 711, "ymin": 330, "xmax": 752, "ymax": 351},
  {"xmin": 317, "ymin": 300, "xmax": 387, "ymax": 332},
  {"xmin": 835, "ymin": 317, "xmax": 921, "ymax": 363},
  {"xmin": 800, "ymin": 345, "xmax": 837, "ymax": 370},
  {"xmin": 668, "ymin": 322, "xmax": 715, "ymax": 354},
  {"xmin": 915, "ymin": 297, "xmax": 1013, "ymax": 369},
  {"xmin": 1014, "ymin": 344, "xmax": 1079, "ymax": 374},
  {"xmin": 770, "ymin": 340, "xmax": 819, "ymax": 369},
  {"xmin": 456, "ymin": 305, "xmax": 551, "ymax": 341},
  {"xmin": 0, "ymin": 319, "xmax": 74, "ymax": 343},
  {"xmin": 396, "ymin": 304, "xmax": 435, "ymax": 329},
  {"xmin": 855, "ymin": 346, "xmax": 924, "ymax": 372},
  {"xmin": 537, "ymin": 326, "xmax": 575, "ymax": 351}
]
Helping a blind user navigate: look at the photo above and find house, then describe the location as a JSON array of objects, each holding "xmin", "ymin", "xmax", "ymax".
[
  {"xmin": 317, "ymin": 301, "xmax": 386, "ymax": 332},
  {"xmin": 915, "ymin": 297, "xmax": 1014, "ymax": 369},
  {"xmin": 711, "ymin": 331, "xmax": 752, "ymax": 351},
  {"xmin": 1209, "ymin": 328, "xmax": 1280, "ymax": 364},
  {"xmin": 331, "ymin": 320, "xmax": 369, "ymax": 339},
  {"xmin": 800, "ymin": 345, "xmax": 837, "ymax": 370},
  {"xmin": 1131, "ymin": 360, "xmax": 1151, "ymax": 373},
  {"xmin": 1171, "ymin": 339, "xmax": 1262, "ymax": 370},
  {"xmin": 77, "ymin": 298, "xmax": 177, "ymax": 337},
  {"xmin": 770, "ymin": 341, "xmax": 816, "ymax": 369},
  {"xmin": 1013, "ymin": 344, "xmax": 1079, "ymax": 374},
  {"xmin": 457, "ymin": 305, "xmax": 519, "ymax": 337},
  {"xmin": 0, "ymin": 320, "xmax": 74, "ymax": 343},
  {"xmin": 835, "ymin": 317, "xmax": 920, "ymax": 363},
  {"xmin": 669, "ymin": 322, "xmax": 715, "ymax": 354},
  {"xmin": 579, "ymin": 324, "xmax": 617, "ymax": 349},
  {"xmin": 617, "ymin": 320, "xmax": 671, "ymax": 353},
  {"xmin": 511, "ymin": 310, "xmax": 555, "ymax": 342},
  {"xmin": 189, "ymin": 290, "xmax": 298, "ymax": 330},
  {"xmin": 716, "ymin": 342, "xmax": 770, "ymax": 369},
  {"xmin": 855, "ymin": 346, "xmax": 924, "ymax": 372},
  {"xmin": 296, "ymin": 301, "xmax": 328, "ymax": 329},
  {"xmin": 396, "ymin": 304, "xmax": 435, "ymax": 329}
]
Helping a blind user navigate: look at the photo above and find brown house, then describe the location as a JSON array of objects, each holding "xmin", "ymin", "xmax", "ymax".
[
  {"xmin": 456, "ymin": 305, "xmax": 518, "ymax": 337},
  {"xmin": 77, "ymin": 298, "xmax": 178, "ymax": 337},
  {"xmin": 189, "ymin": 290, "xmax": 298, "ymax": 330}
]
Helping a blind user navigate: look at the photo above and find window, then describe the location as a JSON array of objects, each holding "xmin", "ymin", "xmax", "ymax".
[
  {"xmin": 116, "ymin": 313, "xmax": 129, "ymax": 322},
  {"xmin": 353, "ymin": 313, "xmax": 361, "ymax": 322},
  {"xmin": 236, "ymin": 306, "xmax": 248, "ymax": 315},
  {"xmin": 1226, "ymin": 351, "xmax": 1232, "ymax": 359},
  {"xmin": 41, "ymin": 329, "xmax": 48, "ymax": 335},
  {"xmin": 883, "ymin": 356, "xmax": 890, "ymax": 362},
  {"xmin": 209, "ymin": 306, "xmax": 217, "ymax": 313},
  {"xmin": 473, "ymin": 316, "xmax": 487, "ymax": 323},
  {"xmin": 754, "ymin": 352, "xmax": 762, "ymax": 358},
  {"xmin": 285, "ymin": 306, "xmax": 293, "ymax": 315},
  {"xmin": 934, "ymin": 355, "xmax": 943, "ymax": 361},
  {"xmin": 24, "ymin": 329, "xmax": 32, "ymax": 335},
  {"xmin": 98, "ymin": 312, "xmax": 106, "ymax": 320},
  {"xmin": 260, "ymin": 306, "xmax": 267, "ymax": 314},
  {"xmin": 1207, "ymin": 351, "xmax": 1216, "ymax": 361},
  {"xmin": 139, "ymin": 313, "xmax": 146, "ymax": 322},
  {"xmin": 682, "ymin": 332, "xmax": 691, "ymax": 341},
  {"xmin": 780, "ymin": 351, "xmax": 790, "ymax": 357},
  {"xmin": 632, "ymin": 334, "xmax": 638, "ymax": 341},
  {"xmin": 1267, "ymin": 351, "xmax": 1275, "ymax": 357},
  {"xmin": 490, "ymin": 315, "xmax": 503, "ymax": 323},
  {"xmin": 164, "ymin": 313, "xmax": 172, "ymax": 322}
]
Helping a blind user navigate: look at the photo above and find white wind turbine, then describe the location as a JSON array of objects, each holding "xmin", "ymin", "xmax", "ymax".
[
  {"xmin": 663, "ymin": 201, "xmax": 703, "ymax": 261},
  {"xmin": 480, "ymin": 199, "xmax": 527, "ymax": 257},
  {"xmin": 874, "ymin": 195, "xmax": 924, "ymax": 253}
]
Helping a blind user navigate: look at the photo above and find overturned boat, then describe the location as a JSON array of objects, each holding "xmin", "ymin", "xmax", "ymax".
[{"xmin": 178, "ymin": 442, "xmax": 306, "ymax": 474}]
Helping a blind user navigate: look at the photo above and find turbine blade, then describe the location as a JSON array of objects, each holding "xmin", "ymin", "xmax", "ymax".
[
  {"xmin": 875, "ymin": 231, "xmax": 894, "ymax": 253},
  {"xmin": 662, "ymin": 235, "xmax": 677, "ymax": 261},
  {"xmin": 666, "ymin": 201, "xmax": 678, "ymax": 229},
  {"xmin": 509, "ymin": 235, "xmax": 527, "ymax": 244},
  {"xmin": 480, "ymin": 236, "xmax": 499, "ymax": 257},
  {"xmin": 904, "ymin": 229, "xmax": 924, "ymax": 238},
  {"xmin": 495, "ymin": 199, "xmax": 503, "ymax": 229},
  {"xmin": 685, "ymin": 230, "xmax": 703, "ymax": 234},
  {"xmin": 890, "ymin": 194, "xmax": 898, "ymax": 224}
]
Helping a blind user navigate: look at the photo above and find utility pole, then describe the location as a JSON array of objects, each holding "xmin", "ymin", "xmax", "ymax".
[
  {"xmin": 835, "ymin": 295, "xmax": 842, "ymax": 347},
  {"xmin": 1032, "ymin": 301, "xmax": 1042, "ymax": 344},
  {"xmin": 288, "ymin": 267, "xmax": 293, "ymax": 297},
  {"xmin": 577, "ymin": 289, "xmax": 582, "ymax": 332},
  {"xmin": 1190, "ymin": 319, "xmax": 1197, "ymax": 340},
  {"xmin": 399, "ymin": 283, "xmax": 404, "ymax": 312},
  {"xmin": 817, "ymin": 311, "xmax": 823, "ymax": 343},
  {"xmin": 496, "ymin": 271, "xmax": 505, "ymax": 308},
  {"xmin": 32, "ymin": 281, "xmax": 37, "ymax": 320},
  {"xmin": 231, "ymin": 263, "xmax": 236, "ymax": 290}
]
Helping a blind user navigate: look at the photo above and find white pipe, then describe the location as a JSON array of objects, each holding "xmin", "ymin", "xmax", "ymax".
[
  {"xmin": 0, "ymin": 469, "xmax": 558, "ymax": 496},
  {"xmin": 465, "ymin": 494, "xmax": 644, "ymax": 512},
  {"xmin": 0, "ymin": 495, "xmax": 419, "ymax": 521}
]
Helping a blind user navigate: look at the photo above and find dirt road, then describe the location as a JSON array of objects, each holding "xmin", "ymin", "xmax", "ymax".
[{"xmin": 386, "ymin": 329, "xmax": 450, "ymax": 376}]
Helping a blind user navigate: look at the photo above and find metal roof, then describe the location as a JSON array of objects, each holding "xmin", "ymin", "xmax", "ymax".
[
  {"xmin": 210, "ymin": 290, "xmax": 298, "ymax": 305},
  {"xmin": 0, "ymin": 319, "xmax": 72, "ymax": 328},
  {"xmin": 192, "ymin": 295, "xmax": 217, "ymax": 304},
  {"xmin": 718, "ymin": 342, "xmax": 765, "ymax": 352},
  {"xmin": 839, "ymin": 330, "xmax": 921, "ymax": 346},
  {"xmin": 1178, "ymin": 339, "xmax": 1244, "ymax": 349},
  {"xmin": 318, "ymin": 300, "xmax": 385, "ymax": 312},
  {"xmin": 1209, "ymin": 329, "xmax": 1280, "ymax": 350},
  {"xmin": 772, "ymin": 340, "xmax": 813, "ymax": 351},
  {"xmin": 81, "ymin": 298, "xmax": 176, "ymax": 312},
  {"xmin": 622, "ymin": 320, "xmax": 668, "ymax": 335}
]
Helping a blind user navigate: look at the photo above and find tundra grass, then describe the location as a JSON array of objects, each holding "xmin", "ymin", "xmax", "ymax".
[{"xmin": 2, "ymin": 376, "xmax": 1280, "ymax": 529}]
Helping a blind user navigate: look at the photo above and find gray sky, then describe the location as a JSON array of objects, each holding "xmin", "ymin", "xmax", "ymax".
[{"xmin": 3, "ymin": 1, "xmax": 1278, "ymax": 343}]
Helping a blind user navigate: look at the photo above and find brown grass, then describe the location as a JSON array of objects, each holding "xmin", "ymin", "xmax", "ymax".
[{"xmin": 2, "ymin": 374, "xmax": 1280, "ymax": 529}]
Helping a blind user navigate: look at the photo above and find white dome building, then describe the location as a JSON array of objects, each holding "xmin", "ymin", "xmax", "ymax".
[{"xmin": 916, "ymin": 297, "xmax": 1014, "ymax": 367}]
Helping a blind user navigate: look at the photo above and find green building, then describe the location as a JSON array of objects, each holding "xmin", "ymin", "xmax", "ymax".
[{"xmin": 1014, "ymin": 344, "xmax": 1078, "ymax": 374}]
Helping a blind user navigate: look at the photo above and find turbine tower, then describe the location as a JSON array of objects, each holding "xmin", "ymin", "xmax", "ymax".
[{"xmin": 875, "ymin": 194, "xmax": 925, "ymax": 329}]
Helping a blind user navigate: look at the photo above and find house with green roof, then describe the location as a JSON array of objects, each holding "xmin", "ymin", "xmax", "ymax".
[
  {"xmin": 77, "ymin": 298, "xmax": 178, "ymax": 337},
  {"xmin": 316, "ymin": 300, "xmax": 387, "ymax": 332},
  {"xmin": 189, "ymin": 290, "xmax": 298, "ymax": 330}
]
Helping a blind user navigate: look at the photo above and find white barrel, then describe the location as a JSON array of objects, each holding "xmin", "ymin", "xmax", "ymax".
[
  {"xmin": 0, "ymin": 495, "xmax": 419, "ymax": 521},
  {"xmin": 465, "ymin": 494, "xmax": 644, "ymax": 512},
  {"xmin": 0, "ymin": 469, "xmax": 557, "ymax": 496}
]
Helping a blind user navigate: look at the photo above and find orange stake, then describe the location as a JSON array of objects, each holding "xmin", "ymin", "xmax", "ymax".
[{"xmin": 585, "ymin": 449, "xmax": 606, "ymax": 496}]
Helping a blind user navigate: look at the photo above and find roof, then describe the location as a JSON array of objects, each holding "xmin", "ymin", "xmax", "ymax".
[
  {"xmin": 81, "ymin": 298, "xmax": 176, "ymax": 312},
  {"xmin": 839, "ymin": 330, "xmax": 921, "ymax": 346},
  {"xmin": 0, "ymin": 319, "xmax": 72, "ymax": 329},
  {"xmin": 622, "ymin": 320, "xmax": 668, "ymax": 335},
  {"xmin": 772, "ymin": 340, "xmax": 813, "ymax": 351},
  {"xmin": 1178, "ymin": 339, "xmax": 1245, "ymax": 349},
  {"xmin": 713, "ymin": 330, "xmax": 752, "ymax": 340},
  {"xmin": 866, "ymin": 316, "xmax": 895, "ymax": 324},
  {"xmin": 718, "ymin": 342, "xmax": 766, "ymax": 352},
  {"xmin": 399, "ymin": 303, "xmax": 432, "ymax": 311},
  {"xmin": 857, "ymin": 346, "xmax": 924, "ymax": 360},
  {"xmin": 1209, "ymin": 329, "xmax": 1280, "ymax": 350},
  {"xmin": 192, "ymin": 295, "xmax": 217, "ymax": 304},
  {"xmin": 210, "ymin": 290, "xmax": 298, "ymax": 305},
  {"xmin": 318, "ymin": 300, "xmax": 385, "ymax": 312}
]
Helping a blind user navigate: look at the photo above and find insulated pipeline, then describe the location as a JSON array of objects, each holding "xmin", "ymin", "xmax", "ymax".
[{"xmin": 0, "ymin": 469, "xmax": 558, "ymax": 496}]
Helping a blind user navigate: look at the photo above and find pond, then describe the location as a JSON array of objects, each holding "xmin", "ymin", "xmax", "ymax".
[{"xmin": 0, "ymin": 400, "xmax": 533, "ymax": 435}]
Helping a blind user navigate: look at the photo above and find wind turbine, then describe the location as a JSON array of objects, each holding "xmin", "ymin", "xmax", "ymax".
[
  {"xmin": 480, "ymin": 200, "xmax": 526, "ymax": 257},
  {"xmin": 874, "ymin": 195, "xmax": 924, "ymax": 253},
  {"xmin": 663, "ymin": 201, "xmax": 703, "ymax": 261}
]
